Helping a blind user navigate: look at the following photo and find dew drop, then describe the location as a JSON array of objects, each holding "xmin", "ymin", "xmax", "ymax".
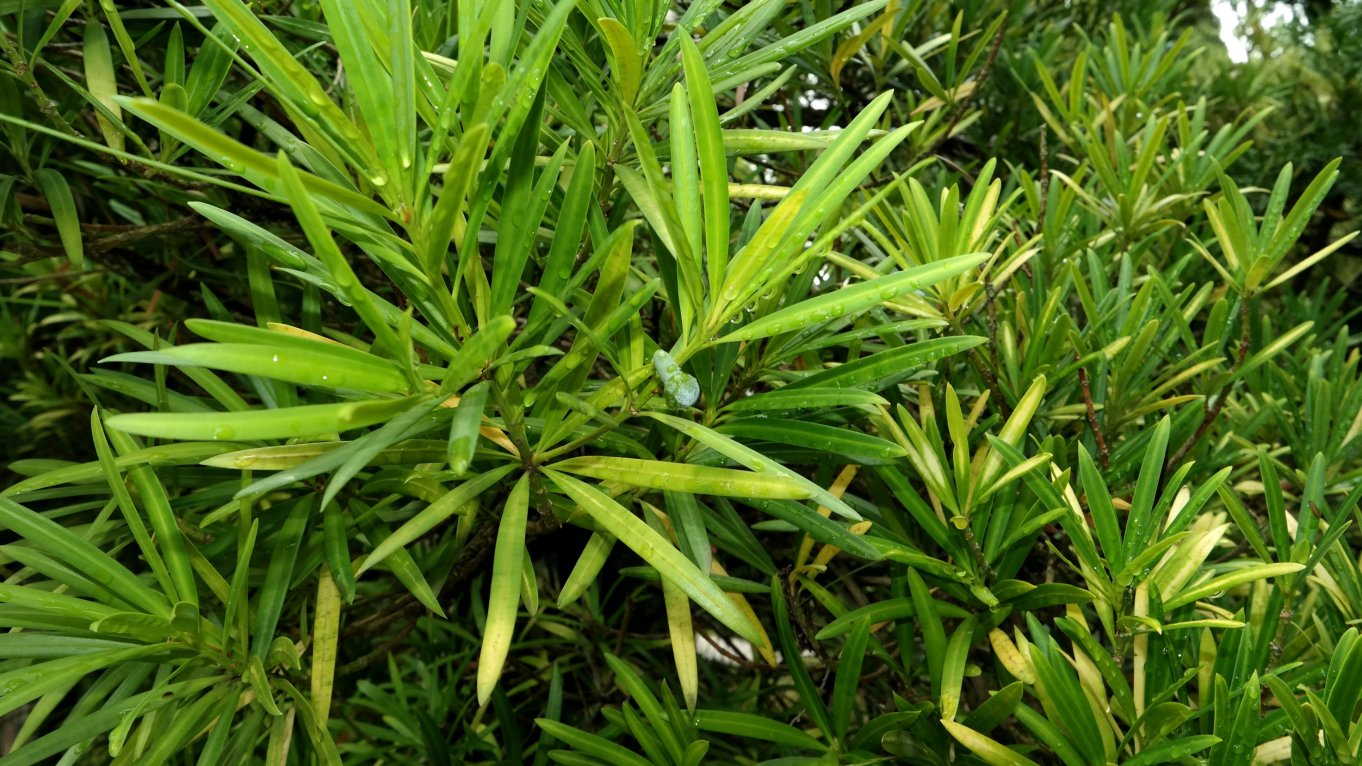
[{"xmin": 212, "ymin": 426, "xmax": 236, "ymax": 441}]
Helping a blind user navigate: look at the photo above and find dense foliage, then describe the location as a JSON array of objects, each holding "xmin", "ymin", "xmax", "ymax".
[{"xmin": 2, "ymin": 0, "xmax": 1361, "ymax": 763}]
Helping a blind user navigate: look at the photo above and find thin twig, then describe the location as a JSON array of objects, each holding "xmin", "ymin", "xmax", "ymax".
[
  {"xmin": 1076, "ymin": 351, "xmax": 1109, "ymax": 468},
  {"xmin": 1166, "ymin": 299, "xmax": 1252, "ymax": 471},
  {"xmin": 337, "ymin": 619, "xmax": 417, "ymax": 676},
  {"xmin": 928, "ymin": 17, "xmax": 1008, "ymax": 157},
  {"xmin": 1037, "ymin": 124, "xmax": 1049, "ymax": 231}
]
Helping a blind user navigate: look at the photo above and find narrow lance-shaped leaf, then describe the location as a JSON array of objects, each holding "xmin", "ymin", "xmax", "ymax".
[
  {"xmin": 1163, "ymin": 563, "xmax": 1305, "ymax": 610},
  {"xmin": 550, "ymin": 456, "xmax": 813, "ymax": 499},
  {"xmin": 103, "ymin": 343, "xmax": 411, "ymax": 394},
  {"xmin": 252, "ymin": 496, "xmax": 312, "ymax": 659},
  {"xmin": 642, "ymin": 508, "xmax": 699, "ymax": 714},
  {"xmin": 0, "ymin": 645, "xmax": 171, "ymax": 719},
  {"xmin": 769, "ymin": 573, "xmax": 834, "ymax": 740},
  {"xmin": 106, "ymin": 428, "xmax": 198, "ymax": 609},
  {"xmin": 941, "ymin": 719, "xmax": 1043, "ymax": 766},
  {"xmin": 599, "ymin": 17, "xmax": 641, "ymax": 104},
  {"xmin": 645, "ymin": 411, "xmax": 863, "ymax": 522},
  {"xmin": 117, "ymin": 98, "xmax": 386, "ymax": 217},
  {"xmin": 33, "ymin": 169, "xmax": 82, "ymax": 268},
  {"xmin": 105, "ymin": 397, "xmax": 420, "ymax": 442},
  {"xmin": 321, "ymin": 395, "xmax": 445, "ymax": 509},
  {"xmin": 557, "ymin": 532, "xmax": 616, "ymax": 608},
  {"xmin": 0, "ymin": 497, "xmax": 167, "ymax": 618},
  {"xmin": 941, "ymin": 617, "xmax": 977, "ymax": 721},
  {"xmin": 448, "ymin": 381, "xmax": 490, "ymax": 476},
  {"xmin": 83, "ymin": 21, "xmax": 123, "ymax": 153},
  {"xmin": 275, "ymin": 151, "xmax": 405, "ymax": 358},
  {"xmin": 546, "ymin": 470, "xmax": 765, "ymax": 645},
  {"xmin": 359, "ymin": 463, "xmax": 519, "ymax": 574},
  {"xmin": 1078, "ymin": 445, "xmax": 1125, "ymax": 573},
  {"xmin": 832, "ymin": 619, "xmax": 871, "ymax": 740},
  {"xmin": 311, "ymin": 567, "xmax": 340, "ymax": 726},
  {"xmin": 670, "ymin": 84, "xmax": 703, "ymax": 264},
  {"xmin": 722, "ymin": 253, "xmax": 989, "ymax": 342},
  {"xmin": 478, "ymin": 474, "xmax": 530, "ymax": 706},
  {"xmin": 679, "ymin": 35, "xmax": 730, "ymax": 292}
]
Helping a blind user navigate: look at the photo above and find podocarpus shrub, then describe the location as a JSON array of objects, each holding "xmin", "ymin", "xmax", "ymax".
[{"xmin": 1, "ymin": 1, "xmax": 1360, "ymax": 764}]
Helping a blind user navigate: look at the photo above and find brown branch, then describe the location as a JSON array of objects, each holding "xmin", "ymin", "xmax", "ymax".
[
  {"xmin": 1076, "ymin": 352, "xmax": 1109, "ymax": 468},
  {"xmin": 1037, "ymin": 124, "xmax": 1049, "ymax": 232},
  {"xmin": 928, "ymin": 16, "xmax": 1008, "ymax": 157},
  {"xmin": 1166, "ymin": 299, "xmax": 1252, "ymax": 471},
  {"xmin": 336, "ymin": 619, "xmax": 417, "ymax": 676}
]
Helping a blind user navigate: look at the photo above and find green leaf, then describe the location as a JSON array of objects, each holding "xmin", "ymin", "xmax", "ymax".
[
  {"xmin": 117, "ymin": 98, "xmax": 385, "ymax": 217},
  {"xmin": 770, "ymin": 573, "xmax": 834, "ymax": 741},
  {"xmin": 963, "ymin": 682, "xmax": 1025, "ymax": 734},
  {"xmin": 785, "ymin": 336, "xmax": 987, "ymax": 391},
  {"xmin": 535, "ymin": 720, "xmax": 651, "ymax": 766},
  {"xmin": 1078, "ymin": 444, "xmax": 1124, "ymax": 573},
  {"xmin": 315, "ymin": 0, "xmax": 404, "ymax": 187},
  {"xmin": 743, "ymin": 498, "xmax": 883, "ymax": 561},
  {"xmin": 816, "ymin": 597, "xmax": 970, "ymax": 639},
  {"xmin": 550, "ymin": 456, "xmax": 813, "ymax": 499},
  {"xmin": 645, "ymin": 411, "xmax": 862, "ymax": 520},
  {"xmin": 832, "ymin": 618, "xmax": 871, "ymax": 739},
  {"xmin": 557, "ymin": 532, "xmax": 615, "ymax": 608},
  {"xmin": 722, "ymin": 254, "xmax": 988, "ymax": 342},
  {"xmin": 252, "ymin": 496, "xmax": 312, "ymax": 659},
  {"xmin": 33, "ymin": 169, "xmax": 82, "ymax": 268},
  {"xmin": 83, "ymin": 20, "xmax": 123, "ymax": 153},
  {"xmin": 941, "ymin": 719, "xmax": 1043, "ymax": 766},
  {"xmin": 359, "ymin": 463, "xmax": 519, "ymax": 574},
  {"xmin": 545, "ymin": 470, "xmax": 764, "ymax": 645},
  {"xmin": 448, "ymin": 381, "xmax": 490, "ymax": 476},
  {"xmin": 940, "ymin": 617, "xmax": 977, "ymax": 721},
  {"xmin": 103, "ymin": 343, "xmax": 411, "ymax": 393},
  {"xmin": 275, "ymin": 151, "xmax": 406, "ymax": 357},
  {"xmin": 1123, "ymin": 736, "xmax": 1219, "ymax": 766},
  {"xmin": 599, "ymin": 18, "xmax": 641, "ymax": 104},
  {"xmin": 716, "ymin": 418, "xmax": 907, "ymax": 463},
  {"xmin": 679, "ymin": 35, "xmax": 730, "ymax": 291},
  {"xmin": 693, "ymin": 710, "xmax": 825, "ymax": 751},
  {"xmin": 1163, "ymin": 562, "xmax": 1305, "ymax": 610},
  {"xmin": 478, "ymin": 474, "xmax": 530, "ymax": 706},
  {"xmin": 0, "ymin": 497, "xmax": 166, "ymax": 618},
  {"xmin": 353, "ymin": 509, "xmax": 444, "ymax": 617},
  {"xmin": 0, "ymin": 645, "xmax": 168, "ymax": 718},
  {"xmin": 443, "ymin": 316, "xmax": 517, "ymax": 393},
  {"xmin": 106, "ymin": 397, "xmax": 420, "ymax": 442},
  {"xmin": 724, "ymin": 388, "xmax": 888, "ymax": 413},
  {"xmin": 105, "ymin": 427, "xmax": 198, "ymax": 609}
]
